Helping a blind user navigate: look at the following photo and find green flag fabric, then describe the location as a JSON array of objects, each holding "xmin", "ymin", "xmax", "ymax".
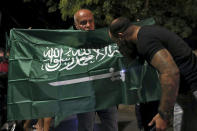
[{"xmin": 7, "ymin": 27, "xmax": 161, "ymax": 124}]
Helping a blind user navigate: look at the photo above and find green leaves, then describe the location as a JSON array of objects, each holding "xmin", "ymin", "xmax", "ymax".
[
  {"xmin": 24, "ymin": 0, "xmax": 197, "ymax": 38},
  {"xmin": 47, "ymin": 0, "xmax": 58, "ymax": 13}
]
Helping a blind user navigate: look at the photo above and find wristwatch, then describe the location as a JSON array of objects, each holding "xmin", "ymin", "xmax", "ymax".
[{"xmin": 158, "ymin": 110, "xmax": 171, "ymax": 120}]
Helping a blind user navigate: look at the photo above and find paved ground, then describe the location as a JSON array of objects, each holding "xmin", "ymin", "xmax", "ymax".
[
  {"xmin": 3, "ymin": 104, "xmax": 138, "ymax": 131},
  {"xmin": 116, "ymin": 105, "xmax": 138, "ymax": 131},
  {"xmin": 53, "ymin": 104, "xmax": 139, "ymax": 131}
]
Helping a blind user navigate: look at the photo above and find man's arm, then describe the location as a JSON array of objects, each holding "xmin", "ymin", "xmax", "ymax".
[{"xmin": 151, "ymin": 49, "xmax": 180, "ymax": 118}]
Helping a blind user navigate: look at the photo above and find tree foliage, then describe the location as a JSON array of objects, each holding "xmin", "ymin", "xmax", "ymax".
[{"xmin": 24, "ymin": 0, "xmax": 197, "ymax": 38}]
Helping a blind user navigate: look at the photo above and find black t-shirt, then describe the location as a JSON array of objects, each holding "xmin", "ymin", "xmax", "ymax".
[{"xmin": 137, "ymin": 25, "xmax": 197, "ymax": 92}]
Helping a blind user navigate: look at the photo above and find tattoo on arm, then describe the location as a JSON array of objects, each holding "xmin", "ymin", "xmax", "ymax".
[{"xmin": 151, "ymin": 49, "xmax": 180, "ymax": 114}]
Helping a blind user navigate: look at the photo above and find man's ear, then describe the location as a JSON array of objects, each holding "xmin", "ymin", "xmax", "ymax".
[
  {"xmin": 118, "ymin": 32, "xmax": 124, "ymax": 38},
  {"xmin": 75, "ymin": 24, "xmax": 79, "ymax": 30},
  {"xmin": 74, "ymin": 22, "xmax": 80, "ymax": 30}
]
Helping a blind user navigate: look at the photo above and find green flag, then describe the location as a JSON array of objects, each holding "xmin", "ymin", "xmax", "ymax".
[{"xmin": 7, "ymin": 27, "xmax": 160, "ymax": 124}]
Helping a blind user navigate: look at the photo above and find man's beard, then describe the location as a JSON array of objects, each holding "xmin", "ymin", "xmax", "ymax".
[{"xmin": 118, "ymin": 39, "xmax": 138, "ymax": 60}]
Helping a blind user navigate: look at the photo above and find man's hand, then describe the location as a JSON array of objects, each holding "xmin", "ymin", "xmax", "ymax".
[{"xmin": 148, "ymin": 113, "xmax": 168, "ymax": 131}]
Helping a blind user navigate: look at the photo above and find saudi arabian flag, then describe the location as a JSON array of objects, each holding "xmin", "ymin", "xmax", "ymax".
[{"xmin": 7, "ymin": 27, "xmax": 161, "ymax": 124}]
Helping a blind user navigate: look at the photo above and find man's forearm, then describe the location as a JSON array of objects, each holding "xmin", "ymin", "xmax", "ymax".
[
  {"xmin": 150, "ymin": 49, "xmax": 180, "ymax": 120},
  {"xmin": 158, "ymin": 73, "xmax": 179, "ymax": 118}
]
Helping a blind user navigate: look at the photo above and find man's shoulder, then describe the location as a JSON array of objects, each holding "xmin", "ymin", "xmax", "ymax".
[
  {"xmin": 138, "ymin": 25, "xmax": 155, "ymax": 38},
  {"xmin": 139, "ymin": 25, "xmax": 170, "ymax": 37}
]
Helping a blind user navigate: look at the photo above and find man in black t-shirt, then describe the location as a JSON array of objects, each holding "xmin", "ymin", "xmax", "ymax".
[{"xmin": 109, "ymin": 17, "xmax": 197, "ymax": 131}]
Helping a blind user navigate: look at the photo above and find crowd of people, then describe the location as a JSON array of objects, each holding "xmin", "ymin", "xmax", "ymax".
[{"xmin": 0, "ymin": 8, "xmax": 197, "ymax": 131}]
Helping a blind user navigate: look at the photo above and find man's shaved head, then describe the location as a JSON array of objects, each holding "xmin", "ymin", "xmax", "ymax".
[
  {"xmin": 74, "ymin": 9, "xmax": 93, "ymax": 23},
  {"xmin": 74, "ymin": 9, "xmax": 95, "ymax": 30},
  {"xmin": 109, "ymin": 17, "xmax": 132, "ymax": 38}
]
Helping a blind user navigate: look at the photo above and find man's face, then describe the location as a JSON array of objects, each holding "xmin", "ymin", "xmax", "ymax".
[
  {"xmin": 108, "ymin": 31, "xmax": 121, "ymax": 45},
  {"xmin": 75, "ymin": 10, "xmax": 95, "ymax": 31},
  {"xmin": 109, "ymin": 31, "xmax": 137, "ymax": 60}
]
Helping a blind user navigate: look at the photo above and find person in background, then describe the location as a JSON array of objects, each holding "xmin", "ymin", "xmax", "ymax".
[
  {"xmin": 109, "ymin": 17, "xmax": 197, "ymax": 131},
  {"xmin": 0, "ymin": 48, "xmax": 12, "ymax": 131},
  {"xmin": 74, "ymin": 9, "xmax": 118, "ymax": 131},
  {"xmin": 0, "ymin": 48, "xmax": 8, "ymax": 129}
]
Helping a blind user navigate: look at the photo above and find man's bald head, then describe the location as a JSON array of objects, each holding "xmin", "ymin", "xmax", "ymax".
[
  {"xmin": 74, "ymin": 9, "xmax": 95, "ymax": 30},
  {"xmin": 74, "ymin": 9, "xmax": 93, "ymax": 23},
  {"xmin": 109, "ymin": 17, "xmax": 132, "ymax": 38}
]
